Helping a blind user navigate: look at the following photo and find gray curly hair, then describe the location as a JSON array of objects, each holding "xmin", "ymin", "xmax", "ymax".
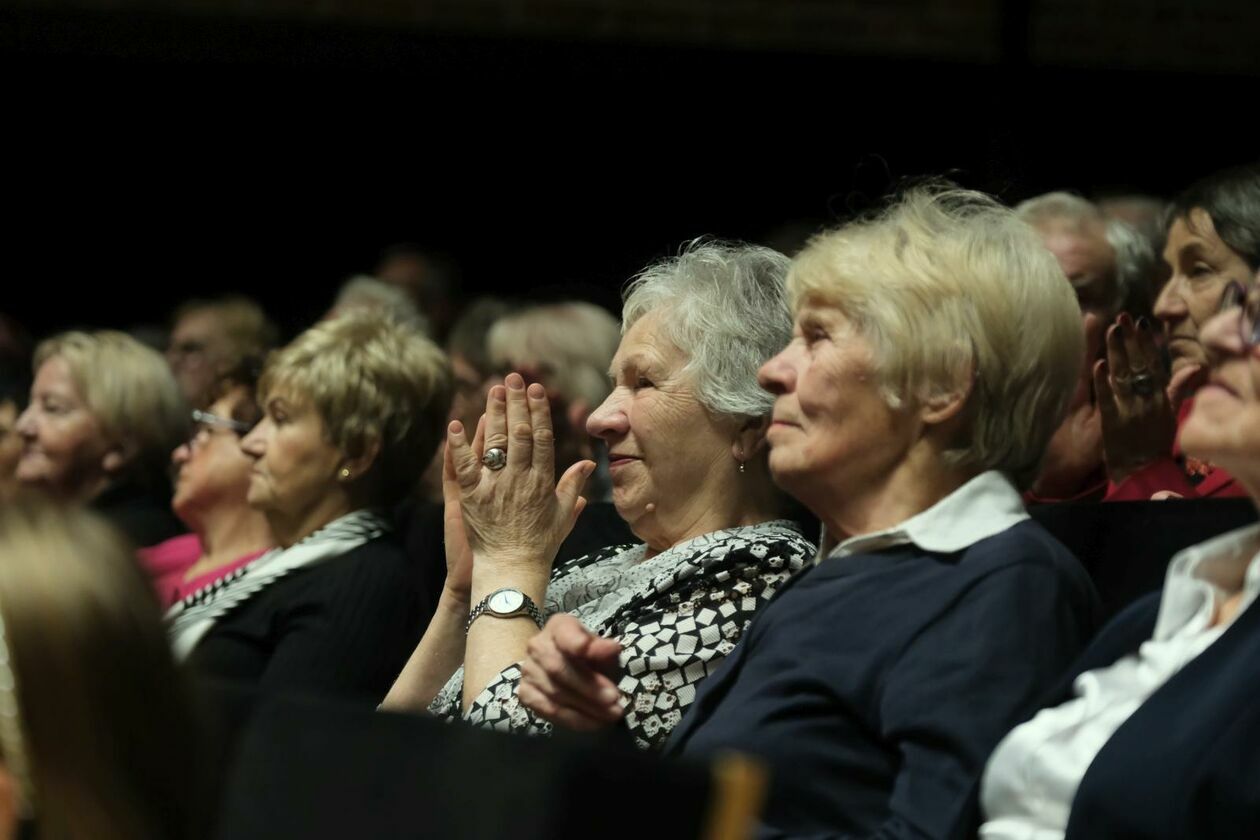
[{"xmin": 621, "ymin": 240, "xmax": 792, "ymax": 420}]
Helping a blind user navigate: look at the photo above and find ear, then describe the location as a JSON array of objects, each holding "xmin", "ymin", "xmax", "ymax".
[
  {"xmin": 918, "ymin": 380, "xmax": 974, "ymax": 428},
  {"xmin": 339, "ymin": 436, "xmax": 382, "ymax": 482},
  {"xmin": 731, "ymin": 415, "xmax": 771, "ymax": 465},
  {"xmin": 101, "ymin": 439, "xmax": 137, "ymax": 476}
]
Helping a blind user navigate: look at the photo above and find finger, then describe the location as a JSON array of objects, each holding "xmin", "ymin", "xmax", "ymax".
[
  {"xmin": 504, "ymin": 373, "xmax": 533, "ymax": 469},
  {"xmin": 1132, "ymin": 317, "xmax": 1164, "ymax": 381},
  {"xmin": 527, "ymin": 382, "xmax": 557, "ymax": 476},
  {"xmin": 516, "ymin": 682, "xmax": 617, "ymax": 731},
  {"xmin": 1118, "ymin": 313, "xmax": 1144, "ymax": 372},
  {"xmin": 1093, "ymin": 360, "xmax": 1120, "ymax": 427},
  {"xmin": 471, "ymin": 413, "xmax": 487, "ymax": 462},
  {"xmin": 1151, "ymin": 490, "xmax": 1185, "ymax": 501},
  {"xmin": 484, "ymin": 384, "xmax": 508, "ymax": 454},
  {"xmin": 446, "ymin": 421, "xmax": 481, "ymax": 491},
  {"xmin": 1167, "ymin": 364, "xmax": 1206, "ymax": 410},
  {"xmin": 1105, "ymin": 320, "xmax": 1131, "ymax": 380},
  {"xmin": 520, "ymin": 654, "xmax": 621, "ymax": 721},
  {"xmin": 555, "ymin": 460, "xmax": 596, "ymax": 521}
]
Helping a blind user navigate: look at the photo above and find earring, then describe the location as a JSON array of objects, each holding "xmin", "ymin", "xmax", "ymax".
[
  {"xmin": 339, "ymin": 467, "xmax": 351, "ymax": 480},
  {"xmin": 739, "ymin": 461, "xmax": 746, "ymax": 474}
]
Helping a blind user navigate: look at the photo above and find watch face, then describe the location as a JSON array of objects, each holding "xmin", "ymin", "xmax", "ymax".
[{"xmin": 488, "ymin": 589, "xmax": 525, "ymax": 614}]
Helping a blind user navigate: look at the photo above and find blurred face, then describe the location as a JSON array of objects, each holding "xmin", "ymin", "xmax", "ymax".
[
  {"xmin": 239, "ymin": 391, "xmax": 345, "ymax": 521},
  {"xmin": 449, "ymin": 352, "xmax": 491, "ymax": 434},
  {"xmin": 0, "ymin": 401, "xmax": 22, "ymax": 496},
  {"xmin": 171, "ymin": 386, "xmax": 259, "ymax": 524},
  {"xmin": 1156, "ymin": 210, "xmax": 1254, "ymax": 374},
  {"xmin": 758, "ymin": 304, "xmax": 916, "ymax": 509},
  {"xmin": 1180, "ymin": 272, "xmax": 1260, "ymax": 483},
  {"xmin": 1037, "ymin": 219, "xmax": 1120, "ymax": 328},
  {"xmin": 586, "ymin": 313, "xmax": 734, "ymax": 538},
  {"xmin": 166, "ymin": 309, "xmax": 229, "ymax": 407},
  {"xmin": 14, "ymin": 357, "xmax": 114, "ymax": 498}
]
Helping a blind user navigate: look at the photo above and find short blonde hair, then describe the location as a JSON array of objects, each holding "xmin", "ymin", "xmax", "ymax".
[
  {"xmin": 790, "ymin": 185, "xmax": 1083, "ymax": 489},
  {"xmin": 35, "ymin": 331, "xmax": 187, "ymax": 489},
  {"xmin": 487, "ymin": 301, "xmax": 621, "ymax": 409},
  {"xmin": 0, "ymin": 499, "xmax": 200, "ymax": 839},
  {"xmin": 173, "ymin": 294, "xmax": 279, "ymax": 360},
  {"xmin": 260, "ymin": 312, "xmax": 453, "ymax": 504}
]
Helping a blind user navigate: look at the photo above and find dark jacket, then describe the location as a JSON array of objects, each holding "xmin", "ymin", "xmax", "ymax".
[{"xmin": 665, "ymin": 520, "xmax": 1099, "ymax": 839}]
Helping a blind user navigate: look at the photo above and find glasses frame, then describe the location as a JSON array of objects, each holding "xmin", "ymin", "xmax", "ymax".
[
  {"xmin": 188, "ymin": 408, "xmax": 255, "ymax": 448},
  {"xmin": 1218, "ymin": 281, "xmax": 1260, "ymax": 351}
]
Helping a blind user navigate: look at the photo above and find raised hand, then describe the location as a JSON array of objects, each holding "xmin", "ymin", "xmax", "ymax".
[{"xmin": 445, "ymin": 373, "xmax": 594, "ymax": 571}]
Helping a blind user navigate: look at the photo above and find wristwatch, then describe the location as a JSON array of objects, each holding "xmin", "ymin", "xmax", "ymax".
[{"xmin": 466, "ymin": 588, "xmax": 546, "ymax": 634}]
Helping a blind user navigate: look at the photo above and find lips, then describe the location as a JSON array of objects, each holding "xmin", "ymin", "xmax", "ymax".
[{"xmin": 607, "ymin": 453, "xmax": 641, "ymax": 468}]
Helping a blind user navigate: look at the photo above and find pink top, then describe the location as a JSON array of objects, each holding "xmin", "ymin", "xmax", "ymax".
[{"xmin": 138, "ymin": 533, "xmax": 270, "ymax": 611}]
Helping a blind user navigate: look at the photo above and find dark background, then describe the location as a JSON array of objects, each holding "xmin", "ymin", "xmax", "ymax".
[{"xmin": 4, "ymin": 2, "xmax": 1257, "ymax": 340}]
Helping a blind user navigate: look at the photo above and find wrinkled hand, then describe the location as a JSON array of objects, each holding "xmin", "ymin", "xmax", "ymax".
[
  {"xmin": 447, "ymin": 372, "xmax": 593, "ymax": 570},
  {"xmin": 1095, "ymin": 313, "xmax": 1201, "ymax": 483},
  {"xmin": 517, "ymin": 614, "xmax": 625, "ymax": 731},
  {"xmin": 439, "ymin": 434, "xmax": 476, "ymax": 605},
  {"xmin": 1030, "ymin": 313, "xmax": 1104, "ymax": 498}
]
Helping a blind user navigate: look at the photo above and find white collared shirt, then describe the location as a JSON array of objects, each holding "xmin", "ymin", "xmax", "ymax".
[
  {"xmin": 819, "ymin": 470, "xmax": 1030, "ymax": 563},
  {"xmin": 979, "ymin": 522, "xmax": 1260, "ymax": 840}
]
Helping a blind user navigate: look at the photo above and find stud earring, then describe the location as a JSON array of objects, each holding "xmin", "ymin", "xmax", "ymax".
[{"xmin": 339, "ymin": 467, "xmax": 351, "ymax": 480}]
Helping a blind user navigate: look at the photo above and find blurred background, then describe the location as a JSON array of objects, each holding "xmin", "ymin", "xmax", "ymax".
[{"xmin": 4, "ymin": 0, "xmax": 1258, "ymax": 338}]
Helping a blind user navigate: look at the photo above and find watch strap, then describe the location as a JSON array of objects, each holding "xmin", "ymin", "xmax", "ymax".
[{"xmin": 465, "ymin": 590, "xmax": 546, "ymax": 634}]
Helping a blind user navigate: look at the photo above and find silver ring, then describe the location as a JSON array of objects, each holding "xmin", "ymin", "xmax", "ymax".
[
  {"xmin": 1130, "ymin": 373, "xmax": 1156, "ymax": 397},
  {"xmin": 482, "ymin": 447, "xmax": 507, "ymax": 471}
]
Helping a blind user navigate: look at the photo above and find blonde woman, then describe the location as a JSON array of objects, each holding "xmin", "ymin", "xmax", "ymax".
[
  {"xmin": 16, "ymin": 330, "xmax": 187, "ymax": 546},
  {"xmin": 0, "ymin": 500, "xmax": 203, "ymax": 840},
  {"xmin": 167, "ymin": 312, "xmax": 452, "ymax": 702}
]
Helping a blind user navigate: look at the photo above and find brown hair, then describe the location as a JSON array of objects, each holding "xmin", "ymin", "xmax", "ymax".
[{"xmin": 0, "ymin": 500, "xmax": 204, "ymax": 840}]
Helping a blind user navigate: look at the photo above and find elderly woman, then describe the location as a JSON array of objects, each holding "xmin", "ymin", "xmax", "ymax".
[
  {"xmin": 382, "ymin": 242, "xmax": 815, "ymax": 749},
  {"xmin": 167, "ymin": 312, "xmax": 452, "ymax": 702},
  {"xmin": 1095, "ymin": 164, "xmax": 1260, "ymax": 500},
  {"xmin": 0, "ymin": 500, "xmax": 203, "ymax": 840},
  {"xmin": 521, "ymin": 188, "xmax": 1101, "ymax": 835},
  {"xmin": 980, "ymin": 261, "xmax": 1260, "ymax": 838},
  {"xmin": 138, "ymin": 359, "xmax": 274, "ymax": 611},
  {"xmin": 16, "ymin": 330, "xmax": 186, "ymax": 546}
]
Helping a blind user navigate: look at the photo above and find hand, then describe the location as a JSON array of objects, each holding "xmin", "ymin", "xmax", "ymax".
[
  {"xmin": 447, "ymin": 373, "xmax": 594, "ymax": 570},
  {"xmin": 1029, "ymin": 312, "xmax": 1104, "ymax": 498},
  {"xmin": 439, "ymin": 429, "xmax": 478, "ymax": 606},
  {"xmin": 1095, "ymin": 313, "xmax": 1190, "ymax": 483},
  {"xmin": 517, "ymin": 614, "xmax": 625, "ymax": 731}
]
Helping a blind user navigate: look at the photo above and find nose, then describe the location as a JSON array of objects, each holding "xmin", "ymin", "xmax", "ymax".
[
  {"xmin": 758, "ymin": 343, "xmax": 798, "ymax": 396},
  {"xmin": 586, "ymin": 389, "xmax": 628, "ymax": 440},
  {"xmin": 14, "ymin": 404, "xmax": 36, "ymax": 440},
  {"xmin": 1153, "ymin": 275, "xmax": 1186, "ymax": 323},
  {"xmin": 172, "ymin": 442, "xmax": 191, "ymax": 465},
  {"xmin": 239, "ymin": 417, "xmax": 267, "ymax": 459}
]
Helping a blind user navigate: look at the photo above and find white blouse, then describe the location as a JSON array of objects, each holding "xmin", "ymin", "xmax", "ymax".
[{"xmin": 979, "ymin": 523, "xmax": 1260, "ymax": 840}]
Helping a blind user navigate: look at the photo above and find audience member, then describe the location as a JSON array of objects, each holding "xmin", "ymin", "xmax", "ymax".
[
  {"xmin": 16, "ymin": 330, "xmax": 186, "ymax": 546},
  {"xmin": 0, "ymin": 500, "xmax": 204, "ymax": 840},
  {"xmin": 522, "ymin": 186, "xmax": 1099, "ymax": 837},
  {"xmin": 382, "ymin": 242, "xmax": 814, "ymax": 749},
  {"xmin": 446, "ymin": 297, "xmax": 512, "ymax": 437},
  {"xmin": 486, "ymin": 300, "xmax": 621, "ymax": 500},
  {"xmin": 980, "ymin": 260, "xmax": 1260, "ymax": 839},
  {"xmin": 1015, "ymin": 192, "xmax": 1157, "ymax": 502},
  {"xmin": 375, "ymin": 244, "xmax": 460, "ymax": 341},
  {"xmin": 166, "ymin": 312, "xmax": 452, "ymax": 703},
  {"xmin": 326, "ymin": 274, "xmax": 430, "ymax": 335},
  {"xmin": 1096, "ymin": 164, "xmax": 1260, "ymax": 499},
  {"xmin": 138, "ymin": 359, "xmax": 274, "ymax": 611},
  {"xmin": 166, "ymin": 295, "xmax": 279, "ymax": 409}
]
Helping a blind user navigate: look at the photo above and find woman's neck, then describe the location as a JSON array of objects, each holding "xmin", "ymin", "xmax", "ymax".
[
  {"xmin": 266, "ymin": 493, "xmax": 359, "ymax": 549},
  {"xmin": 637, "ymin": 469, "xmax": 781, "ymax": 559},
  {"xmin": 193, "ymin": 503, "xmax": 275, "ymax": 575}
]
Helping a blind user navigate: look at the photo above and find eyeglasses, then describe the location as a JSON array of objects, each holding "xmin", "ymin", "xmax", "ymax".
[
  {"xmin": 1218, "ymin": 281, "xmax": 1260, "ymax": 350},
  {"xmin": 187, "ymin": 408, "xmax": 254, "ymax": 448}
]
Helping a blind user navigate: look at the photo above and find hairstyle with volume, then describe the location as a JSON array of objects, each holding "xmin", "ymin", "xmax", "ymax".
[
  {"xmin": 790, "ymin": 185, "xmax": 1084, "ymax": 490},
  {"xmin": 487, "ymin": 301, "xmax": 621, "ymax": 410},
  {"xmin": 259, "ymin": 311, "xmax": 453, "ymax": 505},
  {"xmin": 0, "ymin": 499, "xmax": 203, "ymax": 840},
  {"xmin": 34, "ymin": 331, "xmax": 187, "ymax": 491},
  {"xmin": 621, "ymin": 240, "xmax": 793, "ymax": 420},
  {"xmin": 1166, "ymin": 164, "xmax": 1260, "ymax": 270}
]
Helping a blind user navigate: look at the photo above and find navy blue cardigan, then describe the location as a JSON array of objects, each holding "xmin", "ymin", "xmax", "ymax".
[
  {"xmin": 1057, "ymin": 586, "xmax": 1260, "ymax": 840},
  {"xmin": 665, "ymin": 519, "xmax": 1099, "ymax": 839}
]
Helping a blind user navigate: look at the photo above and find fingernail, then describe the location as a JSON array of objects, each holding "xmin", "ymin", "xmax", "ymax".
[
  {"xmin": 507, "ymin": 373, "xmax": 524, "ymax": 390},
  {"xmin": 527, "ymin": 382, "xmax": 545, "ymax": 399},
  {"xmin": 601, "ymin": 686, "xmax": 620, "ymax": 703},
  {"xmin": 492, "ymin": 386, "xmax": 506, "ymax": 401}
]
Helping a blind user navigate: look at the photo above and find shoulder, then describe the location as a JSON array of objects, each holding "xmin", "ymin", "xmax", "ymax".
[{"xmin": 552, "ymin": 543, "xmax": 640, "ymax": 579}]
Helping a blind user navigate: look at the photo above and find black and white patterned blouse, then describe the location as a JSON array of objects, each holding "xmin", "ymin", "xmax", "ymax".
[{"xmin": 430, "ymin": 520, "xmax": 813, "ymax": 749}]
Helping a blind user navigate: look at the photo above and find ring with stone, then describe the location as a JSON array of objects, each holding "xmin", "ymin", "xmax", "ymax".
[
  {"xmin": 1130, "ymin": 372, "xmax": 1156, "ymax": 397},
  {"xmin": 482, "ymin": 447, "xmax": 508, "ymax": 471}
]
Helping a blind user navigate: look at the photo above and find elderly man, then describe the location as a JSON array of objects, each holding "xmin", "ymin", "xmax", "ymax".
[{"xmin": 1016, "ymin": 193, "xmax": 1156, "ymax": 501}]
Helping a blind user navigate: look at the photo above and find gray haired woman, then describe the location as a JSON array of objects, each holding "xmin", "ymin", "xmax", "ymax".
[{"xmin": 382, "ymin": 241, "xmax": 815, "ymax": 749}]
